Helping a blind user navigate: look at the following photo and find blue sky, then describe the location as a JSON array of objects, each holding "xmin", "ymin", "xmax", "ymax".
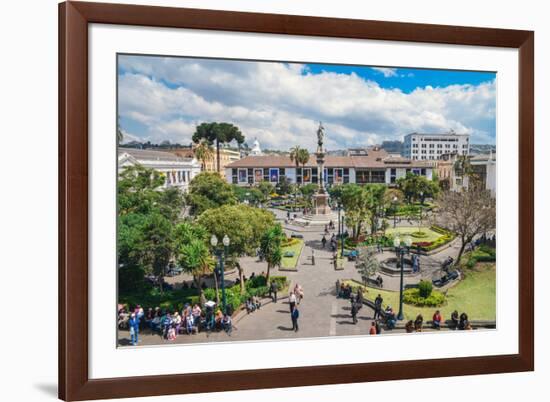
[
  {"xmin": 118, "ymin": 55, "xmax": 496, "ymax": 150},
  {"xmin": 305, "ymin": 64, "xmax": 495, "ymax": 94}
]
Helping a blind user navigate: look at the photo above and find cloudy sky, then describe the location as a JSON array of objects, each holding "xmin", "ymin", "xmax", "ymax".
[{"xmin": 118, "ymin": 55, "xmax": 496, "ymax": 151}]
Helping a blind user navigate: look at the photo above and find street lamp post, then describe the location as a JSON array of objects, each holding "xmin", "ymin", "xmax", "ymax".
[
  {"xmin": 338, "ymin": 202, "xmax": 345, "ymax": 258},
  {"xmin": 394, "ymin": 235, "xmax": 412, "ymax": 321},
  {"xmin": 210, "ymin": 234, "xmax": 231, "ymax": 314},
  {"xmin": 393, "ymin": 196, "xmax": 398, "ymax": 228}
]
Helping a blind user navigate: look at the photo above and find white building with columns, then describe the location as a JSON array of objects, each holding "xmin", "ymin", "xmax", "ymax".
[
  {"xmin": 226, "ymin": 147, "xmax": 434, "ymax": 187},
  {"xmin": 118, "ymin": 147, "xmax": 201, "ymax": 192}
]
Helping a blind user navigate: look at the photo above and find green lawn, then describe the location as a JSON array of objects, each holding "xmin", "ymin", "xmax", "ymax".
[
  {"xmin": 281, "ymin": 239, "xmax": 304, "ymax": 269},
  {"xmin": 385, "ymin": 226, "xmax": 442, "ymax": 243},
  {"xmin": 343, "ymin": 263, "xmax": 496, "ymax": 320}
]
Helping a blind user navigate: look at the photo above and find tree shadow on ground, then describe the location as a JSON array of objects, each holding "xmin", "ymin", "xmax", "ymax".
[
  {"xmin": 305, "ymin": 239, "xmax": 336, "ymax": 252},
  {"xmin": 331, "ymin": 313, "xmax": 351, "ymax": 319},
  {"xmin": 336, "ymin": 320, "xmax": 357, "ymax": 325}
]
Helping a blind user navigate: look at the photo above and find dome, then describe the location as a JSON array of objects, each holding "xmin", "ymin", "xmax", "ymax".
[{"xmin": 250, "ymin": 138, "xmax": 263, "ymax": 155}]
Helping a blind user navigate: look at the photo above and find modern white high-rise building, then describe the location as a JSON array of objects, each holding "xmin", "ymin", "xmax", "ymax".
[{"xmin": 402, "ymin": 131, "xmax": 470, "ymax": 160}]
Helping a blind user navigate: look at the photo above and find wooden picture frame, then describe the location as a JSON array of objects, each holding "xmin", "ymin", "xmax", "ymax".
[{"xmin": 59, "ymin": 1, "xmax": 534, "ymax": 400}]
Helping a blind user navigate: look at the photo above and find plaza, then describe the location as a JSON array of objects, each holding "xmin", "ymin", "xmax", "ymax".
[{"xmin": 118, "ymin": 205, "xmax": 496, "ymax": 347}]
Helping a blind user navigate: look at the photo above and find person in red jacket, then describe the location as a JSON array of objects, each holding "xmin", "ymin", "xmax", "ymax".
[
  {"xmin": 432, "ymin": 310, "xmax": 442, "ymax": 330},
  {"xmin": 369, "ymin": 321, "xmax": 377, "ymax": 335}
]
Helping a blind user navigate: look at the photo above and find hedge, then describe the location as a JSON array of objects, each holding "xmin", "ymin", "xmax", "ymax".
[{"xmin": 403, "ymin": 288, "xmax": 446, "ymax": 307}]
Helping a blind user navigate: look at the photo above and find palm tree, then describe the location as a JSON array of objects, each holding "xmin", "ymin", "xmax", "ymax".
[
  {"xmin": 260, "ymin": 224, "xmax": 285, "ymax": 284},
  {"xmin": 177, "ymin": 238, "xmax": 215, "ymax": 306},
  {"xmin": 194, "ymin": 140, "xmax": 214, "ymax": 171},
  {"xmin": 192, "ymin": 122, "xmax": 245, "ymax": 173},
  {"xmin": 289, "ymin": 146, "xmax": 310, "ymax": 209}
]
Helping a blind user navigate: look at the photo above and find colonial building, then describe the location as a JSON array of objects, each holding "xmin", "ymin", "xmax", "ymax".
[
  {"xmin": 226, "ymin": 147, "xmax": 434, "ymax": 187},
  {"xmin": 118, "ymin": 147, "xmax": 201, "ymax": 192},
  {"xmin": 435, "ymin": 152, "xmax": 496, "ymax": 196},
  {"xmin": 402, "ymin": 131, "xmax": 470, "ymax": 160}
]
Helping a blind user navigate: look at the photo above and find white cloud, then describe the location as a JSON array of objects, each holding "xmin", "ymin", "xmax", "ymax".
[
  {"xmin": 371, "ymin": 67, "xmax": 398, "ymax": 77},
  {"xmin": 118, "ymin": 56, "xmax": 496, "ymax": 150}
]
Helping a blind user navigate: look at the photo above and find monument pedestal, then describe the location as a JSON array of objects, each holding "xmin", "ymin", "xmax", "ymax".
[
  {"xmin": 294, "ymin": 192, "xmax": 338, "ymax": 226},
  {"xmin": 313, "ymin": 192, "xmax": 331, "ymax": 215}
]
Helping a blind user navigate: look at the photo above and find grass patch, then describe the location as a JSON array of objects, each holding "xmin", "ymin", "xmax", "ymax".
[
  {"xmin": 342, "ymin": 263, "xmax": 495, "ymax": 320},
  {"xmin": 386, "ymin": 226, "xmax": 442, "ymax": 243},
  {"xmin": 281, "ymin": 238, "xmax": 304, "ymax": 269}
]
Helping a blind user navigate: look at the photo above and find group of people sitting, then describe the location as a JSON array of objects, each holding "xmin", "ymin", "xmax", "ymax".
[
  {"xmin": 118, "ymin": 302, "xmax": 234, "ymax": 345},
  {"xmin": 245, "ymin": 296, "xmax": 261, "ymax": 314},
  {"xmin": 336, "ymin": 281, "xmax": 354, "ymax": 299},
  {"xmin": 404, "ymin": 310, "xmax": 472, "ymax": 332}
]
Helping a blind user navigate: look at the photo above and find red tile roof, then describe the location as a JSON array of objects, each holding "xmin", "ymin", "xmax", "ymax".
[{"xmin": 227, "ymin": 148, "xmax": 432, "ymax": 169}]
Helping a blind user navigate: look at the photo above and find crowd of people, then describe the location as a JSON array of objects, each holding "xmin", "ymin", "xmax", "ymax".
[{"xmin": 119, "ymin": 302, "xmax": 234, "ymax": 346}]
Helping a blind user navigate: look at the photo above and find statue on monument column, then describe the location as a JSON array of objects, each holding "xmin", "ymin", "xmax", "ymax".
[{"xmin": 316, "ymin": 121, "xmax": 325, "ymax": 151}]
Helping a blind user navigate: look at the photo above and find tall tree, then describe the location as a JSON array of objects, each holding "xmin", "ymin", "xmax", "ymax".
[
  {"xmin": 435, "ymin": 187, "xmax": 496, "ymax": 265},
  {"xmin": 290, "ymin": 146, "xmax": 310, "ymax": 183},
  {"xmin": 192, "ymin": 122, "xmax": 245, "ymax": 173},
  {"xmin": 198, "ymin": 204, "xmax": 275, "ymax": 293},
  {"xmin": 260, "ymin": 224, "xmax": 285, "ymax": 284},
  {"xmin": 177, "ymin": 238, "xmax": 215, "ymax": 305},
  {"xmin": 194, "ymin": 140, "xmax": 215, "ymax": 171},
  {"xmin": 257, "ymin": 181, "xmax": 274, "ymax": 206},
  {"xmin": 185, "ymin": 172, "xmax": 237, "ymax": 216},
  {"xmin": 397, "ymin": 172, "xmax": 439, "ymax": 204},
  {"xmin": 341, "ymin": 184, "xmax": 372, "ymax": 239},
  {"xmin": 356, "ymin": 246, "xmax": 380, "ymax": 283}
]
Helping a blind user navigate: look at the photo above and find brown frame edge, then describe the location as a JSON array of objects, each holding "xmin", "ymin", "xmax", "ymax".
[{"xmin": 58, "ymin": 1, "xmax": 534, "ymax": 401}]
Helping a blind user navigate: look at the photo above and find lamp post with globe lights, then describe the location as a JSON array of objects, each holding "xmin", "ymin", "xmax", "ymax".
[
  {"xmin": 210, "ymin": 234, "xmax": 231, "ymax": 314},
  {"xmin": 393, "ymin": 235, "xmax": 412, "ymax": 320}
]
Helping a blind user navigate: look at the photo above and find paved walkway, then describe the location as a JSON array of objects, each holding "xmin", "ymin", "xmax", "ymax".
[{"xmin": 120, "ymin": 208, "xmax": 462, "ymax": 346}]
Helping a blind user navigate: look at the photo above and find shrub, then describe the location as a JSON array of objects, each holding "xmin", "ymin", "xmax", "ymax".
[
  {"xmin": 282, "ymin": 237, "xmax": 301, "ymax": 247},
  {"xmin": 403, "ymin": 288, "xmax": 445, "ymax": 307},
  {"xmin": 270, "ymin": 275, "xmax": 288, "ymax": 290},
  {"xmin": 418, "ymin": 280, "xmax": 433, "ymax": 298},
  {"xmin": 410, "ymin": 231, "xmax": 429, "ymax": 238}
]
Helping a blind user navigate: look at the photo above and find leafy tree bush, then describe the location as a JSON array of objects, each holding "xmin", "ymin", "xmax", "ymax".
[
  {"xmin": 403, "ymin": 287, "xmax": 445, "ymax": 307},
  {"xmin": 418, "ymin": 280, "xmax": 433, "ymax": 298},
  {"xmin": 186, "ymin": 172, "xmax": 237, "ymax": 216}
]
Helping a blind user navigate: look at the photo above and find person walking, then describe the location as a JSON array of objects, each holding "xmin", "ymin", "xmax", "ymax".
[
  {"xmin": 321, "ymin": 235, "xmax": 327, "ymax": 248},
  {"xmin": 351, "ymin": 300, "xmax": 359, "ymax": 324},
  {"xmin": 311, "ymin": 249, "xmax": 315, "ymax": 266},
  {"xmin": 374, "ymin": 294, "xmax": 383, "ymax": 319},
  {"xmin": 294, "ymin": 283, "xmax": 304, "ymax": 304},
  {"xmin": 291, "ymin": 306, "xmax": 300, "ymax": 332},
  {"xmin": 289, "ymin": 291, "xmax": 297, "ymax": 312},
  {"xmin": 129, "ymin": 312, "xmax": 140, "ymax": 346},
  {"xmin": 270, "ymin": 280, "xmax": 278, "ymax": 303}
]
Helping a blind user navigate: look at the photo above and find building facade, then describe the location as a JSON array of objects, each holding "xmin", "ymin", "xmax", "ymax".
[
  {"xmin": 226, "ymin": 147, "xmax": 434, "ymax": 187},
  {"xmin": 435, "ymin": 152, "xmax": 496, "ymax": 196},
  {"xmin": 402, "ymin": 132, "xmax": 470, "ymax": 160},
  {"xmin": 118, "ymin": 147, "xmax": 201, "ymax": 192}
]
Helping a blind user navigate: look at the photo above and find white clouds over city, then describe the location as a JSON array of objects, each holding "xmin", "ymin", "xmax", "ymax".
[{"xmin": 118, "ymin": 56, "xmax": 496, "ymax": 150}]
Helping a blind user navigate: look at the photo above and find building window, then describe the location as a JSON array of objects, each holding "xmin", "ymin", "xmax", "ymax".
[
  {"xmin": 303, "ymin": 168, "xmax": 312, "ymax": 183},
  {"xmin": 390, "ymin": 168, "xmax": 397, "ymax": 184},
  {"xmin": 334, "ymin": 168, "xmax": 343, "ymax": 184},
  {"xmin": 238, "ymin": 168, "xmax": 248, "ymax": 183},
  {"xmin": 269, "ymin": 168, "xmax": 279, "ymax": 183},
  {"xmin": 356, "ymin": 169, "xmax": 385, "ymax": 184},
  {"xmin": 254, "ymin": 168, "xmax": 263, "ymax": 183}
]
